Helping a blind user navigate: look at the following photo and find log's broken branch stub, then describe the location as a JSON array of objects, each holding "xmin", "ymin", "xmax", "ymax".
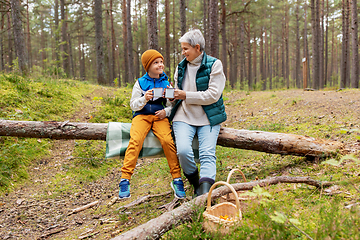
[{"xmin": 0, "ymin": 120, "xmax": 344, "ymax": 157}]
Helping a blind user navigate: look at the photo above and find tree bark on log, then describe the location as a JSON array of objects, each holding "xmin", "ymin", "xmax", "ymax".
[
  {"xmin": 0, "ymin": 120, "xmax": 344, "ymax": 157},
  {"xmin": 111, "ymin": 176, "xmax": 333, "ymax": 240}
]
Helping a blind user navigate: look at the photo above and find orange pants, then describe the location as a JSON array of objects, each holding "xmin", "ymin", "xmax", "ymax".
[{"xmin": 121, "ymin": 114, "xmax": 181, "ymax": 180}]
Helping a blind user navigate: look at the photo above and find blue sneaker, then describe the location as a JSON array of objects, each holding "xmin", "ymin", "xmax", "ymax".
[
  {"xmin": 119, "ymin": 179, "xmax": 131, "ymax": 199},
  {"xmin": 171, "ymin": 178, "xmax": 186, "ymax": 199}
]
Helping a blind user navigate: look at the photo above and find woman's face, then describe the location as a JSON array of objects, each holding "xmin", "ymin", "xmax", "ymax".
[{"xmin": 181, "ymin": 42, "xmax": 201, "ymax": 62}]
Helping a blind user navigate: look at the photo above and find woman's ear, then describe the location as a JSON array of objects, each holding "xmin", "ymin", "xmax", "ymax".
[{"xmin": 195, "ymin": 44, "xmax": 201, "ymax": 53}]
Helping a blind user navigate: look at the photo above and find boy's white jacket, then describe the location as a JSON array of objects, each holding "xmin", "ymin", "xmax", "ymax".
[{"xmin": 130, "ymin": 80, "xmax": 173, "ymax": 117}]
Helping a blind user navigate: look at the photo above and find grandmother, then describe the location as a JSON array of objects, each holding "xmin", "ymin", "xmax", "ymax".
[{"xmin": 169, "ymin": 29, "xmax": 227, "ymax": 196}]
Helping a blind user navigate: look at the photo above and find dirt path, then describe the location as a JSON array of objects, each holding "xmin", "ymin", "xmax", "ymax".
[{"xmin": 0, "ymin": 87, "xmax": 121, "ymax": 240}]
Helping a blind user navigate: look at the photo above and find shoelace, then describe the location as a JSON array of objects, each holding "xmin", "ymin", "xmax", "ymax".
[
  {"xmin": 174, "ymin": 180, "xmax": 184, "ymax": 192},
  {"xmin": 120, "ymin": 181, "xmax": 129, "ymax": 191}
]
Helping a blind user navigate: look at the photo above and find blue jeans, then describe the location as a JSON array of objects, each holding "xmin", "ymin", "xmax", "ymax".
[{"xmin": 172, "ymin": 121, "xmax": 220, "ymax": 180}]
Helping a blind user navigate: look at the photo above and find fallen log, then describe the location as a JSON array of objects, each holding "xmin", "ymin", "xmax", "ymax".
[
  {"xmin": 111, "ymin": 176, "xmax": 333, "ymax": 240},
  {"xmin": 0, "ymin": 120, "xmax": 344, "ymax": 157}
]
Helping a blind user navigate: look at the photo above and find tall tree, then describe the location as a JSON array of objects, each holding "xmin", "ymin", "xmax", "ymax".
[
  {"xmin": 26, "ymin": 0, "xmax": 32, "ymax": 68},
  {"xmin": 319, "ymin": 0, "xmax": 324, "ymax": 88},
  {"xmin": 209, "ymin": 0, "xmax": 219, "ymax": 58},
  {"xmin": 295, "ymin": 0, "xmax": 301, "ymax": 88},
  {"xmin": 60, "ymin": 0, "xmax": 69, "ymax": 76},
  {"xmin": 304, "ymin": 0, "xmax": 310, "ymax": 88},
  {"xmin": 340, "ymin": 0, "xmax": 350, "ymax": 88},
  {"xmin": 54, "ymin": 0, "xmax": 60, "ymax": 68},
  {"xmin": 285, "ymin": 2, "xmax": 289, "ymax": 89},
  {"xmin": 127, "ymin": 0, "xmax": 134, "ymax": 82},
  {"xmin": 122, "ymin": 0, "xmax": 129, "ymax": 84},
  {"xmin": 203, "ymin": 0, "xmax": 209, "ymax": 53},
  {"xmin": 7, "ymin": 10, "xmax": 13, "ymax": 71},
  {"xmin": 165, "ymin": 0, "xmax": 170, "ymax": 74},
  {"xmin": 0, "ymin": 11, "xmax": 4, "ymax": 71},
  {"xmin": 180, "ymin": 0, "xmax": 186, "ymax": 36},
  {"xmin": 10, "ymin": 0, "xmax": 28, "ymax": 75},
  {"xmin": 94, "ymin": 0, "xmax": 105, "ymax": 84},
  {"xmin": 351, "ymin": 0, "xmax": 359, "ymax": 88},
  {"xmin": 148, "ymin": 0, "xmax": 158, "ymax": 49},
  {"xmin": 110, "ymin": 0, "xmax": 116, "ymax": 82},
  {"xmin": 239, "ymin": 19, "xmax": 245, "ymax": 88},
  {"xmin": 311, "ymin": 0, "xmax": 320, "ymax": 89},
  {"xmin": 220, "ymin": 0, "xmax": 227, "ymax": 79}
]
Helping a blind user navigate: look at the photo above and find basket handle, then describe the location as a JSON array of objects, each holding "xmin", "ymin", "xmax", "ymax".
[
  {"xmin": 226, "ymin": 169, "xmax": 247, "ymax": 183},
  {"xmin": 206, "ymin": 181, "xmax": 241, "ymax": 212}
]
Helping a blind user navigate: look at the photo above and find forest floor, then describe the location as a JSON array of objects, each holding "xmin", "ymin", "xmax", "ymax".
[{"xmin": 0, "ymin": 87, "xmax": 360, "ymax": 239}]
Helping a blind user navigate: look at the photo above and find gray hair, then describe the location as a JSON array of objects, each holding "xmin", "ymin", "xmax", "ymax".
[{"xmin": 179, "ymin": 29, "xmax": 205, "ymax": 52}]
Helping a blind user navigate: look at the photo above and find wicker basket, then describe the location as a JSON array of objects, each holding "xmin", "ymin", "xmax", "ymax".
[
  {"xmin": 203, "ymin": 181, "xmax": 242, "ymax": 235},
  {"xmin": 220, "ymin": 169, "xmax": 255, "ymax": 211}
]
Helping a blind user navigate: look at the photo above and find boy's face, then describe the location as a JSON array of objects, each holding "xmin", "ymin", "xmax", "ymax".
[
  {"xmin": 148, "ymin": 57, "xmax": 164, "ymax": 78},
  {"xmin": 181, "ymin": 42, "xmax": 201, "ymax": 62}
]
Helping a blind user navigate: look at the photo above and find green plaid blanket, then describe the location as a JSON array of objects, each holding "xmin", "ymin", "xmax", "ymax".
[{"xmin": 105, "ymin": 122, "xmax": 199, "ymax": 160}]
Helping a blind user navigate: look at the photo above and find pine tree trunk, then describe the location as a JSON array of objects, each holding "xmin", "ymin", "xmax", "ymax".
[
  {"xmin": 0, "ymin": 11, "xmax": 4, "ymax": 71},
  {"xmin": 247, "ymin": 22, "xmax": 252, "ymax": 90},
  {"xmin": 127, "ymin": 0, "xmax": 134, "ymax": 83},
  {"xmin": 60, "ymin": 0, "xmax": 69, "ymax": 76},
  {"xmin": 110, "ymin": 0, "xmax": 117, "ymax": 82},
  {"xmin": 324, "ymin": 0, "xmax": 329, "ymax": 86},
  {"xmin": 295, "ymin": 1, "xmax": 301, "ymax": 88},
  {"xmin": 239, "ymin": 19, "xmax": 245, "ymax": 88},
  {"xmin": 319, "ymin": 0, "xmax": 324, "ymax": 89},
  {"xmin": 147, "ymin": 0, "xmax": 158, "ymax": 50},
  {"xmin": 203, "ymin": 0, "xmax": 208, "ymax": 54},
  {"xmin": 165, "ymin": 0, "xmax": 170, "ymax": 74},
  {"xmin": 179, "ymin": 0, "xmax": 186, "ymax": 36},
  {"xmin": 253, "ymin": 34, "xmax": 257, "ymax": 86},
  {"xmin": 26, "ymin": 0, "xmax": 32, "ymax": 68},
  {"xmin": 54, "ymin": 0, "xmax": 60, "ymax": 68},
  {"xmin": 122, "ymin": 0, "xmax": 129, "ymax": 84},
  {"xmin": 209, "ymin": 0, "xmax": 219, "ymax": 58},
  {"xmin": 220, "ymin": 0, "xmax": 227, "ymax": 79},
  {"xmin": 285, "ymin": 3, "xmax": 289, "ymax": 89},
  {"xmin": 10, "ymin": 0, "xmax": 28, "ymax": 75},
  {"xmin": 94, "ymin": 0, "xmax": 105, "ymax": 85},
  {"xmin": 260, "ymin": 28, "xmax": 264, "ymax": 90},
  {"xmin": 7, "ymin": 11, "xmax": 13, "ymax": 72},
  {"xmin": 269, "ymin": 12, "xmax": 273, "ymax": 90},
  {"xmin": 105, "ymin": 3, "xmax": 113, "ymax": 84},
  {"xmin": 311, "ymin": 0, "xmax": 320, "ymax": 89},
  {"xmin": 351, "ymin": 0, "xmax": 359, "ymax": 88},
  {"xmin": 340, "ymin": 0, "xmax": 349, "ymax": 88},
  {"xmin": 68, "ymin": 33, "xmax": 74, "ymax": 78}
]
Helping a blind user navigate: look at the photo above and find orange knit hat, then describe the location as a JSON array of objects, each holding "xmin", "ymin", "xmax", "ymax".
[{"xmin": 141, "ymin": 49, "xmax": 164, "ymax": 72}]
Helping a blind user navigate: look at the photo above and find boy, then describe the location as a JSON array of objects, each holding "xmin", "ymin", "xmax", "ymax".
[{"xmin": 118, "ymin": 49, "xmax": 186, "ymax": 199}]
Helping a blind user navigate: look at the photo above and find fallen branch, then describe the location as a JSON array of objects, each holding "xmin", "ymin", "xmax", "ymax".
[
  {"xmin": 39, "ymin": 226, "xmax": 67, "ymax": 239},
  {"xmin": 0, "ymin": 120, "xmax": 345, "ymax": 157},
  {"xmin": 158, "ymin": 198, "xmax": 181, "ymax": 211},
  {"xmin": 117, "ymin": 190, "xmax": 172, "ymax": 211},
  {"xmin": 68, "ymin": 200, "xmax": 99, "ymax": 215},
  {"xmin": 111, "ymin": 176, "xmax": 333, "ymax": 240}
]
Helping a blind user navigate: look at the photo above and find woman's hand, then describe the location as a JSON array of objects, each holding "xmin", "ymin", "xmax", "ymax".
[
  {"xmin": 155, "ymin": 109, "xmax": 166, "ymax": 119},
  {"xmin": 174, "ymin": 89, "xmax": 186, "ymax": 100},
  {"xmin": 144, "ymin": 89, "xmax": 153, "ymax": 101}
]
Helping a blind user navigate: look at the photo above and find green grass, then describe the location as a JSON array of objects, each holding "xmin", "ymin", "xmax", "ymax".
[{"xmin": 0, "ymin": 73, "xmax": 98, "ymax": 191}]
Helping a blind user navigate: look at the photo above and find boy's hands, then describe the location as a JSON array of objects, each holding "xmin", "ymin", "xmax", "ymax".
[
  {"xmin": 155, "ymin": 109, "xmax": 166, "ymax": 119},
  {"xmin": 144, "ymin": 89, "xmax": 153, "ymax": 101}
]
